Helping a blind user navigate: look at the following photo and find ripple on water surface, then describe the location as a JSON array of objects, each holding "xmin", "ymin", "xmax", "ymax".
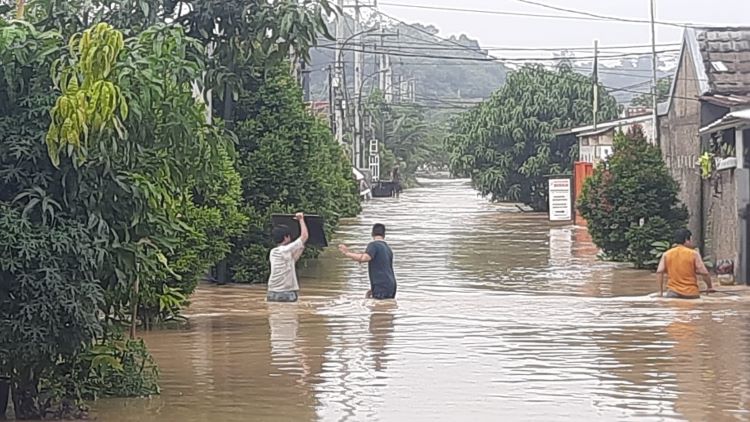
[{"xmin": 92, "ymin": 179, "xmax": 750, "ymax": 422}]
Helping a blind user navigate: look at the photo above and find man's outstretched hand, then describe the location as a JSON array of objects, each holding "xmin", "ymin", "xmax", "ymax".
[
  {"xmin": 294, "ymin": 212, "xmax": 305, "ymax": 221},
  {"xmin": 338, "ymin": 244, "xmax": 350, "ymax": 255}
]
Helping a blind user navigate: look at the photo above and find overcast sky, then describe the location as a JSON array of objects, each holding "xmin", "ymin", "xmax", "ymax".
[{"xmin": 379, "ymin": 0, "xmax": 750, "ymax": 58}]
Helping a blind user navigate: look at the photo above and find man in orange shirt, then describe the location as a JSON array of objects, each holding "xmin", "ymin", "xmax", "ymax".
[{"xmin": 657, "ymin": 228, "xmax": 713, "ymax": 299}]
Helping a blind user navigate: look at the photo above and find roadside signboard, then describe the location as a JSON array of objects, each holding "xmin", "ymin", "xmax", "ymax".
[{"xmin": 548, "ymin": 178, "xmax": 572, "ymax": 222}]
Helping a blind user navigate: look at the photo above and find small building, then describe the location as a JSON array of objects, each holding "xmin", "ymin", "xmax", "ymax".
[
  {"xmin": 660, "ymin": 26, "xmax": 750, "ymax": 283},
  {"xmin": 555, "ymin": 110, "xmax": 665, "ymax": 225},
  {"xmin": 557, "ymin": 111, "xmax": 665, "ymax": 165}
]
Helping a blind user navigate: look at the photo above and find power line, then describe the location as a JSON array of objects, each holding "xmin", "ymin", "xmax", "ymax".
[
  {"xmin": 380, "ymin": 1, "xmax": 704, "ymax": 28},
  {"xmin": 317, "ymin": 44, "xmax": 679, "ymax": 64},
  {"xmin": 320, "ymin": 41, "xmax": 680, "ymax": 54},
  {"xmin": 375, "ymin": 9, "xmax": 510, "ymax": 64}
]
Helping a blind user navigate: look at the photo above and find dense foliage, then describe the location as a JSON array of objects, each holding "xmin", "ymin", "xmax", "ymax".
[
  {"xmin": 228, "ymin": 67, "xmax": 360, "ymax": 282},
  {"xmin": 446, "ymin": 65, "xmax": 618, "ymax": 210},
  {"xmin": 1, "ymin": 0, "xmax": 352, "ymax": 418},
  {"xmin": 365, "ymin": 91, "xmax": 448, "ymax": 185},
  {"xmin": 577, "ymin": 126, "xmax": 688, "ymax": 268}
]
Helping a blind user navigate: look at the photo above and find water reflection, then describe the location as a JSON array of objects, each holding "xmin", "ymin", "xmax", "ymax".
[{"xmin": 91, "ymin": 179, "xmax": 750, "ymax": 422}]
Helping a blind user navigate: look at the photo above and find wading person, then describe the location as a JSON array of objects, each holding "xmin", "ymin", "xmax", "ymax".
[
  {"xmin": 391, "ymin": 166, "xmax": 402, "ymax": 198},
  {"xmin": 657, "ymin": 228, "xmax": 714, "ymax": 299},
  {"xmin": 267, "ymin": 213, "xmax": 308, "ymax": 303},
  {"xmin": 338, "ymin": 223, "xmax": 397, "ymax": 299}
]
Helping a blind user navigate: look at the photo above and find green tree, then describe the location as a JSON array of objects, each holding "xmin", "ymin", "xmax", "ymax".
[
  {"xmin": 577, "ymin": 126, "xmax": 688, "ymax": 268},
  {"xmin": 0, "ymin": 20, "xmax": 240, "ymax": 417},
  {"xmin": 0, "ymin": 20, "xmax": 106, "ymax": 419},
  {"xmin": 446, "ymin": 65, "xmax": 618, "ymax": 210},
  {"xmin": 228, "ymin": 66, "xmax": 360, "ymax": 282},
  {"xmin": 366, "ymin": 91, "xmax": 446, "ymax": 185},
  {"xmin": 630, "ymin": 76, "xmax": 672, "ymax": 107}
]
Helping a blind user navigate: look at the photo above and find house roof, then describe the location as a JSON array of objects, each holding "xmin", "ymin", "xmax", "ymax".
[
  {"xmin": 699, "ymin": 108, "xmax": 750, "ymax": 134},
  {"xmin": 555, "ymin": 113, "xmax": 659, "ymax": 137},
  {"xmin": 697, "ymin": 27, "xmax": 750, "ymax": 96},
  {"xmin": 664, "ymin": 27, "xmax": 750, "ymax": 114},
  {"xmin": 688, "ymin": 27, "xmax": 750, "ymax": 96}
]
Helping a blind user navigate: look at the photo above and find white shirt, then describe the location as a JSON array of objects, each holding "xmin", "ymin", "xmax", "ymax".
[{"xmin": 267, "ymin": 239, "xmax": 304, "ymax": 292}]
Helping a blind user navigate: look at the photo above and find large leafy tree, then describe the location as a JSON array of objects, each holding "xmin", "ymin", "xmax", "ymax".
[
  {"xmin": 446, "ymin": 65, "xmax": 618, "ymax": 210},
  {"xmin": 0, "ymin": 20, "xmax": 239, "ymax": 417},
  {"xmin": 578, "ymin": 126, "xmax": 687, "ymax": 267},
  {"xmin": 0, "ymin": 21, "xmax": 106, "ymax": 419}
]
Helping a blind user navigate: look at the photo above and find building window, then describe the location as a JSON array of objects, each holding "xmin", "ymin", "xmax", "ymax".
[
  {"xmin": 709, "ymin": 129, "xmax": 736, "ymax": 159},
  {"xmin": 744, "ymin": 129, "xmax": 750, "ymax": 169}
]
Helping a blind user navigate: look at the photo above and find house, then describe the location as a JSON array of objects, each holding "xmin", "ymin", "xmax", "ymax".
[
  {"xmin": 557, "ymin": 110, "xmax": 665, "ymax": 165},
  {"xmin": 556, "ymin": 110, "xmax": 666, "ymax": 225},
  {"xmin": 307, "ymin": 100, "xmax": 331, "ymax": 120},
  {"xmin": 660, "ymin": 26, "xmax": 750, "ymax": 284}
]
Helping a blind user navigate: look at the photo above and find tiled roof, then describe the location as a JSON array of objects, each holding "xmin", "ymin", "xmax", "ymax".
[{"xmin": 694, "ymin": 27, "xmax": 750, "ymax": 96}]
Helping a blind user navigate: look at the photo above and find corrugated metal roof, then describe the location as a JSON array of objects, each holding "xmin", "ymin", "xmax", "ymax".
[{"xmin": 555, "ymin": 113, "xmax": 655, "ymax": 136}]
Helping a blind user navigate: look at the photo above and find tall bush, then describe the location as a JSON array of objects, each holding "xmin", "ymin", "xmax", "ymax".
[
  {"xmin": 577, "ymin": 126, "xmax": 688, "ymax": 268},
  {"xmin": 227, "ymin": 66, "xmax": 360, "ymax": 282}
]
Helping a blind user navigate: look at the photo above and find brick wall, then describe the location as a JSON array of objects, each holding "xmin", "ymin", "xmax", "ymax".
[{"xmin": 660, "ymin": 50, "xmax": 703, "ymax": 245}]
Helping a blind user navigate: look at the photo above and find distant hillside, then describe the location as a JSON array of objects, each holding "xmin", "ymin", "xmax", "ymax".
[
  {"xmin": 573, "ymin": 54, "xmax": 676, "ymax": 104},
  {"xmin": 308, "ymin": 16, "xmax": 677, "ymax": 108},
  {"xmin": 308, "ymin": 19, "xmax": 508, "ymax": 105}
]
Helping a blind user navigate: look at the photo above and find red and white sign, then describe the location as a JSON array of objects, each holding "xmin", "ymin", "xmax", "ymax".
[{"xmin": 548, "ymin": 178, "xmax": 572, "ymax": 222}]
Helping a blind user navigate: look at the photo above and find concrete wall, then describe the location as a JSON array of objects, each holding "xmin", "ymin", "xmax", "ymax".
[
  {"xmin": 702, "ymin": 169, "xmax": 738, "ymax": 268},
  {"xmin": 660, "ymin": 50, "xmax": 704, "ymax": 244}
]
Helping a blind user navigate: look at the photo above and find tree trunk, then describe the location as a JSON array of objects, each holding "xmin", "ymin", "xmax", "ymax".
[
  {"xmin": 0, "ymin": 376, "xmax": 9, "ymax": 420},
  {"xmin": 10, "ymin": 370, "xmax": 41, "ymax": 420},
  {"xmin": 130, "ymin": 275, "xmax": 140, "ymax": 339},
  {"xmin": 214, "ymin": 79, "xmax": 234, "ymax": 285}
]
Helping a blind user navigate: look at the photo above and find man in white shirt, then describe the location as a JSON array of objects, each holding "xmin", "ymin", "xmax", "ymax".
[{"xmin": 267, "ymin": 213, "xmax": 308, "ymax": 302}]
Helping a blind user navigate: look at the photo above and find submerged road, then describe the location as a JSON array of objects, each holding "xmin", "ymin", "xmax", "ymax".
[{"xmin": 93, "ymin": 178, "xmax": 750, "ymax": 422}]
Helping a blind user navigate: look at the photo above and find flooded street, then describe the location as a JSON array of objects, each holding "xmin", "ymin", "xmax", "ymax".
[{"xmin": 93, "ymin": 179, "xmax": 750, "ymax": 422}]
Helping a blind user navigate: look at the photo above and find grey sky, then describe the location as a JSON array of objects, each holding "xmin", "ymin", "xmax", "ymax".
[{"xmin": 380, "ymin": 0, "xmax": 750, "ymax": 58}]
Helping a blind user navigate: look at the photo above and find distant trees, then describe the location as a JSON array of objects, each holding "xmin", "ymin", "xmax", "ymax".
[
  {"xmin": 445, "ymin": 65, "xmax": 618, "ymax": 211},
  {"xmin": 630, "ymin": 76, "xmax": 672, "ymax": 107},
  {"xmin": 365, "ymin": 91, "xmax": 448, "ymax": 185}
]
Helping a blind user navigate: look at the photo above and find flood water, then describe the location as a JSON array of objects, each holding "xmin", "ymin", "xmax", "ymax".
[{"xmin": 93, "ymin": 178, "xmax": 750, "ymax": 422}]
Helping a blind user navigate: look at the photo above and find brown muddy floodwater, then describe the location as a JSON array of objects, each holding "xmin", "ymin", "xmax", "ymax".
[{"xmin": 92, "ymin": 178, "xmax": 750, "ymax": 422}]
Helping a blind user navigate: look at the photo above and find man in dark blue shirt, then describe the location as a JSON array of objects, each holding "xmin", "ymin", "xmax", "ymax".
[{"xmin": 338, "ymin": 223, "xmax": 397, "ymax": 299}]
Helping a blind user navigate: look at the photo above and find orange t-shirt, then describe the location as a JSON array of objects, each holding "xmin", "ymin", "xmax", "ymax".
[{"xmin": 657, "ymin": 245, "xmax": 708, "ymax": 297}]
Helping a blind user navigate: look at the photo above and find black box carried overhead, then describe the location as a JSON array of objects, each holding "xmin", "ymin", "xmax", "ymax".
[{"xmin": 270, "ymin": 214, "xmax": 328, "ymax": 248}]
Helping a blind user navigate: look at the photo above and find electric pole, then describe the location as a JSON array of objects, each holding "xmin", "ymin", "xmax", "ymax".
[
  {"xmin": 353, "ymin": 0, "xmax": 364, "ymax": 169},
  {"xmin": 301, "ymin": 60, "xmax": 310, "ymax": 103},
  {"xmin": 328, "ymin": 64, "xmax": 335, "ymax": 130},
  {"xmin": 650, "ymin": 0, "xmax": 661, "ymax": 147},
  {"xmin": 593, "ymin": 40, "xmax": 599, "ymax": 129},
  {"xmin": 334, "ymin": 0, "xmax": 345, "ymax": 146}
]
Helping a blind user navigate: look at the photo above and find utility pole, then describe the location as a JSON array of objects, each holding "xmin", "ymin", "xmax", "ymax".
[
  {"xmin": 593, "ymin": 40, "xmax": 599, "ymax": 129},
  {"xmin": 353, "ymin": 0, "xmax": 364, "ymax": 169},
  {"xmin": 377, "ymin": 26, "xmax": 396, "ymax": 103},
  {"xmin": 650, "ymin": 0, "xmax": 661, "ymax": 147},
  {"xmin": 328, "ymin": 64, "xmax": 335, "ymax": 130},
  {"xmin": 301, "ymin": 59, "xmax": 310, "ymax": 103},
  {"xmin": 334, "ymin": 0, "xmax": 345, "ymax": 146}
]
